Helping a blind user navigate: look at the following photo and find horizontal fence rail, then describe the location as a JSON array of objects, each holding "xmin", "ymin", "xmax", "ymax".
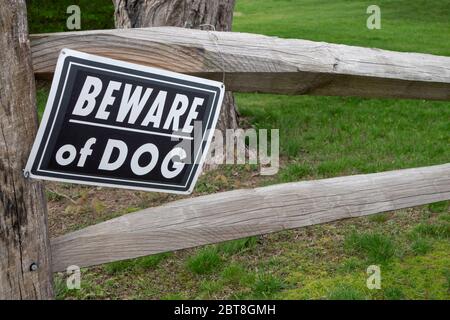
[
  {"xmin": 51, "ymin": 163, "xmax": 450, "ymax": 271},
  {"xmin": 31, "ymin": 27, "xmax": 450, "ymax": 100}
]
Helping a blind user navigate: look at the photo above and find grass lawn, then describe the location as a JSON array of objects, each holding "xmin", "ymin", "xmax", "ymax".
[{"xmin": 28, "ymin": 0, "xmax": 449, "ymax": 299}]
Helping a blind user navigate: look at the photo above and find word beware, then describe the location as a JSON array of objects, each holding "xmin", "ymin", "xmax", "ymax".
[
  {"xmin": 73, "ymin": 75, "xmax": 205, "ymax": 134},
  {"xmin": 25, "ymin": 49, "xmax": 224, "ymax": 194}
]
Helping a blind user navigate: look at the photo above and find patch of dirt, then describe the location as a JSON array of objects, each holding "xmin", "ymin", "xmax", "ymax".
[
  {"xmin": 46, "ymin": 182, "xmax": 180, "ymax": 237},
  {"xmin": 46, "ymin": 164, "xmax": 274, "ymax": 237}
]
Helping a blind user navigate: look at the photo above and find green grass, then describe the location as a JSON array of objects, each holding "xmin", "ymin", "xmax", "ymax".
[
  {"xmin": 251, "ymin": 274, "xmax": 285, "ymax": 299},
  {"xmin": 338, "ymin": 257, "xmax": 365, "ymax": 273},
  {"xmin": 428, "ymin": 201, "xmax": 450, "ymax": 213},
  {"xmin": 198, "ymin": 280, "xmax": 224, "ymax": 298},
  {"xmin": 36, "ymin": 87, "xmax": 49, "ymax": 120},
  {"xmin": 413, "ymin": 222, "xmax": 450, "ymax": 239},
  {"xmin": 383, "ymin": 287, "xmax": 405, "ymax": 300},
  {"xmin": 282, "ymin": 238, "xmax": 450, "ymax": 300},
  {"xmin": 186, "ymin": 247, "xmax": 223, "ymax": 275},
  {"xmin": 344, "ymin": 231, "xmax": 396, "ymax": 264},
  {"xmin": 217, "ymin": 237, "xmax": 258, "ymax": 255},
  {"xmin": 234, "ymin": 0, "xmax": 450, "ymax": 55},
  {"xmin": 30, "ymin": 0, "xmax": 450, "ymax": 300},
  {"xmin": 27, "ymin": 0, "xmax": 114, "ymax": 34},
  {"xmin": 237, "ymin": 95, "xmax": 450, "ymax": 182},
  {"xmin": 327, "ymin": 284, "xmax": 366, "ymax": 300},
  {"xmin": 55, "ymin": 206, "xmax": 450, "ymax": 300},
  {"xmin": 369, "ymin": 213, "xmax": 390, "ymax": 223},
  {"xmin": 104, "ymin": 252, "xmax": 171, "ymax": 275},
  {"xmin": 410, "ymin": 237, "xmax": 433, "ymax": 256},
  {"xmin": 221, "ymin": 263, "xmax": 252, "ymax": 287},
  {"xmin": 234, "ymin": 0, "xmax": 449, "ymax": 186}
]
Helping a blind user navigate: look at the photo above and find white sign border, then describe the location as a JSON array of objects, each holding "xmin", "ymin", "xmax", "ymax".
[{"xmin": 25, "ymin": 48, "xmax": 225, "ymax": 195}]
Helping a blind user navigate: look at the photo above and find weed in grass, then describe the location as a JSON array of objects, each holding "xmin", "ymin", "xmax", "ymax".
[
  {"xmin": 413, "ymin": 222, "xmax": 450, "ymax": 239},
  {"xmin": 263, "ymin": 256, "xmax": 287, "ymax": 271},
  {"xmin": 217, "ymin": 237, "xmax": 257, "ymax": 255},
  {"xmin": 383, "ymin": 287, "xmax": 405, "ymax": 300},
  {"xmin": 251, "ymin": 274, "xmax": 284, "ymax": 299},
  {"xmin": 104, "ymin": 253, "xmax": 170, "ymax": 275},
  {"xmin": 428, "ymin": 201, "xmax": 449, "ymax": 213},
  {"xmin": 54, "ymin": 274, "xmax": 69, "ymax": 300},
  {"xmin": 135, "ymin": 253, "xmax": 171, "ymax": 270},
  {"xmin": 344, "ymin": 231, "xmax": 396, "ymax": 264},
  {"xmin": 104, "ymin": 259, "xmax": 135, "ymax": 275},
  {"xmin": 104, "ymin": 278, "xmax": 119, "ymax": 290},
  {"xmin": 199, "ymin": 280, "xmax": 224, "ymax": 298},
  {"xmin": 338, "ymin": 257, "xmax": 364, "ymax": 273},
  {"xmin": 186, "ymin": 247, "xmax": 223, "ymax": 275},
  {"xmin": 410, "ymin": 237, "xmax": 433, "ymax": 256},
  {"xmin": 278, "ymin": 163, "xmax": 312, "ymax": 182},
  {"xmin": 327, "ymin": 284, "xmax": 366, "ymax": 300},
  {"xmin": 368, "ymin": 213, "xmax": 390, "ymax": 223},
  {"xmin": 221, "ymin": 263, "xmax": 253, "ymax": 287}
]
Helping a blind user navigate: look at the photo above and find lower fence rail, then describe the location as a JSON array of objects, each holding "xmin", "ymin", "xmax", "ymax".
[{"xmin": 51, "ymin": 163, "xmax": 450, "ymax": 272}]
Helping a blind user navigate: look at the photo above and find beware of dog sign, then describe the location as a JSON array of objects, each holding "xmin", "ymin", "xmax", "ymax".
[{"xmin": 25, "ymin": 49, "xmax": 224, "ymax": 194}]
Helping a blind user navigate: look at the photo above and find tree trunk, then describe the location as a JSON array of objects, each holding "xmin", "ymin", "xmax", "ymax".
[
  {"xmin": 112, "ymin": 0, "xmax": 239, "ymax": 132},
  {"xmin": 0, "ymin": 0, "xmax": 53, "ymax": 299}
]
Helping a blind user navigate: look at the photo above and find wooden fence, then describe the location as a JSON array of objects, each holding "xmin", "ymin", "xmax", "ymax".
[
  {"xmin": 32, "ymin": 27, "xmax": 450, "ymax": 100},
  {"xmin": 28, "ymin": 27, "xmax": 450, "ymax": 272}
]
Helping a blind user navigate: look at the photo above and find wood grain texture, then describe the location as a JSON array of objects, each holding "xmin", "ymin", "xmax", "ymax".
[
  {"xmin": 113, "ymin": 0, "xmax": 239, "ymax": 136},
  {"xmin": 51, "ymin": 163, "xmax": 450, "ymax": 271},
  {"xmin": 30, "ymin": 27, "xmax": 450, "ymax": 100},
  {"xmin": 0, "ymin": 0, "xmax": 53, "ymax": 299}
]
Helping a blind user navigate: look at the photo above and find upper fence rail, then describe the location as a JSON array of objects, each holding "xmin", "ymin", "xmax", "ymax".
[{"xmin": 31, "ymin": 27, "xmax": 450, "ymax": 100}]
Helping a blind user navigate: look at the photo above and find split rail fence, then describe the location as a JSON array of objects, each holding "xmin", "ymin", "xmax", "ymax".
[{"xmin": 29, "ymin": 27, "xmax": 450, "ymax": 271}]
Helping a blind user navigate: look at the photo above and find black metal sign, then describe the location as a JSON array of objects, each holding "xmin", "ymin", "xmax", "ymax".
[{"xmin": 25, "ymin": 49, "xmax": 224, "ymax": 194}]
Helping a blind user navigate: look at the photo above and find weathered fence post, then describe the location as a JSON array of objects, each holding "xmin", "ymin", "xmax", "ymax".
[{"xmin": 0, "ymin": 0, "xmax": 53, "ymax": 299}]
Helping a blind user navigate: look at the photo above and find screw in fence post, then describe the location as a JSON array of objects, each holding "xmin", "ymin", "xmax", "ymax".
[
  {"xmin": 23, "ymin": 169, "xmax": 30, "ymax": 179},
  {"xmin": 29, "ymin": 262, "xmax": 38, "ymax": 272}
]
